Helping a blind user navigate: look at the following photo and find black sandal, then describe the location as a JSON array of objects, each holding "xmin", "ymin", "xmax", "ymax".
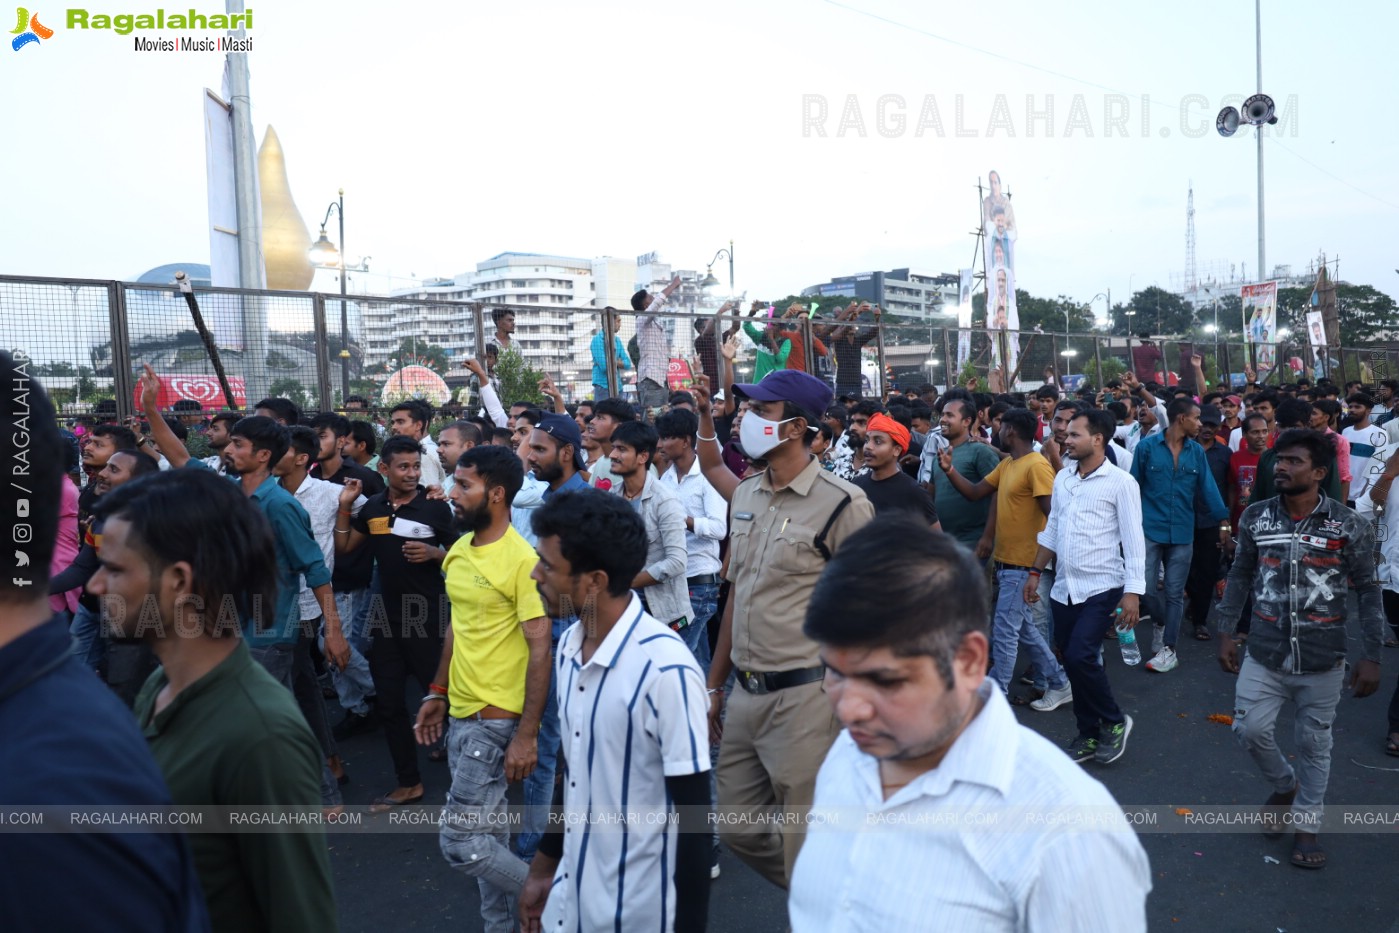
[
  {"xmin": 1193, "ymin": 627, "xmax": 1213, "ymax": 641},
  {"xmin": 1290, "ymin": 836, "xmax": 1327, "ymax": 870},
  {"xmin": 1261, "ymin": 785, "xmax": 1297, "ymax": 839},
  {"xmin": 1009, "ymin": 691, "xmax": 1044, "ymax": 707}
]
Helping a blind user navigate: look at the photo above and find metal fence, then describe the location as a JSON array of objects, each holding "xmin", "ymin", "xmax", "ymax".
[{"xmin": 2, "ymin": 273, "xmax": 1391, "ymax": 422}]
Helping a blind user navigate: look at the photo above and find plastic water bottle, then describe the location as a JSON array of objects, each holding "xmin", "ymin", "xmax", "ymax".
[{"xmin": 1116, "ymin": 610, "xmax": 1141, "ymax": 666}]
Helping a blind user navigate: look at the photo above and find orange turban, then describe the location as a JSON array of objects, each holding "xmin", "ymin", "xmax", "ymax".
[{"xmin": 866, "ymin": 413, "xmax": 910, "ymax": 454}]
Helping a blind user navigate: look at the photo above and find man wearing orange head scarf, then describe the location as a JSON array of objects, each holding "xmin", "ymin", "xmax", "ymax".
[{"xmin": 853, "ymin": 412, "xmax": 940, "ymax": 528}]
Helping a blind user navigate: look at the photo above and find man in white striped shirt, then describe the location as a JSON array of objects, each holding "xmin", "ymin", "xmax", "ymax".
[
  {"xmin": 790, "ymin": 517, "xmax": 1151, "ymax": 933},
  {"xmin": 1026, "ymin": 409, "xmax": 1147, "ymax": 765},
  {"xmin": 518, "ymin": 490, "xmax": 711, "ymax": 933}
]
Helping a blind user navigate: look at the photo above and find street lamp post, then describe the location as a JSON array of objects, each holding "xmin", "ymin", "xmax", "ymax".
[
  {"xmin": 699, "ymin": 240, "xmax": 735, "ymax": 296},
  {"xmin": 309, "ymin": 188, "xmax": 350, "ymax": 402}
]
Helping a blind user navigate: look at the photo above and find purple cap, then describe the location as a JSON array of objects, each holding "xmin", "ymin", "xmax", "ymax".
[{"xmin": 732, "ymin": 370, "xmax": 834, "ymax": 425}]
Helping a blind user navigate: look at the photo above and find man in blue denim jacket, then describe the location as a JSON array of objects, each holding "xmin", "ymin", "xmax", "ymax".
[
  {"xmin": 1129, "ymin": 396, "xmax": 1229, "ymax": 672},
  {"xmin": 1211, "ymin": 428, "xmax": 1382, "ymax": 870}
]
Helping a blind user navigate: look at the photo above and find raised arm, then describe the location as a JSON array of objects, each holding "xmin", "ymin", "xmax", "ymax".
[
  {"xmin": 137, "ymin": 364, "xmax": 190, "ymax": 468},
  {"xmin": 690, "ymin": 374, "xmax": 740, "ymax": 501}
]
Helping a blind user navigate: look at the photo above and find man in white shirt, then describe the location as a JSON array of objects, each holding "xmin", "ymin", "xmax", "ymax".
[
  {"xmin": 519, "ymin": 491, "xmax": 711, "ymax": 933},
  {"xmin": 1343, "ymin": 391, "xmax": 1393, "ymax": 502},
  {"xmin": 275, "ymin": 426, "xmax": 367, "ymax": 806},
  {"xmin": 1026, "ymin": 409, "xmax": 1147, "ymax": 764},
  {"xmin": 655, "ymin": 409, "xmax": 728, "ymax": 670},
  {"xmin": 790, "ymin": 518, "xmax": 1152, "ymax": 933}
]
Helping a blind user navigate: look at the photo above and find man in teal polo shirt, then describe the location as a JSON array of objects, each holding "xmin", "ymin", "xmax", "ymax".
[{"xmin": 139, "ymin": 366, "xmax": 349, "ymax": 674}]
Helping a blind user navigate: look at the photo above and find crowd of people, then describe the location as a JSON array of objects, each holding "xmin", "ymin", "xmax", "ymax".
[{"xmin": 3, "ymin": 286, "xmax": 1396, "ymax": 931}]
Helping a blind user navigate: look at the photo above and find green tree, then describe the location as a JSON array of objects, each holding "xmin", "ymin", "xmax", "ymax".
[
  {"xmin": 44, "ymin": 361, "xmax": 76, "ymax": 377},
  {"xmin": 1275, "ymin": 283, "xmax": 1396, "ymax": 347},
  {"xmin": 1108, "ymin": 287, "xmax": 1194, "ymax": 337},
  {"xmin": 76, "ymin": 366, "xmax": 97, "ymax": 401},
  {"xmin": 388, "ymin": 337, "xmax": 451, "ymax": 377},
  {"xmin": 494, "ymin": 346, "xmax": 547, "ymax": 407},
  {"xmin": 269, "ymin": 377, "xmax": 312, "ymax": 412}
]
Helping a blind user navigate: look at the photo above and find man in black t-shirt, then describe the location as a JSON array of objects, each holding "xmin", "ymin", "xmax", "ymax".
[
  {"xmin": 854, "ymin": 413, "xmax": 941, "ymax": 528},
  {"xmin": 309, "ymin": 412, "xmax": 386, "ymax": 733},
  {"xmin": 335, "ymin": 436, "xmax": 458, "ymax": 811}
]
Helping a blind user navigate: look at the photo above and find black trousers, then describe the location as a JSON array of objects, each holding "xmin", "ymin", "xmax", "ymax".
[
  {"xmin": 368, "ymin": 629, "xmax": 443, "ymax": 788},
  {"xmin": 1186, "ymin": 526, "xmax": 1224, "ymax": 632}
]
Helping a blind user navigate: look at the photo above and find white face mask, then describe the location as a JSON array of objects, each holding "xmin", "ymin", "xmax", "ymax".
[{"xmin": 740, "ymin": 413, "xmax": 797, "ymax": 459}]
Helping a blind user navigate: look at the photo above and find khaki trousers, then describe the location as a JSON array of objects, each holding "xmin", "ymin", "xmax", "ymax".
[{"xmin": 716, "ymin": 679, "xmax": 840, "ymax": 889}]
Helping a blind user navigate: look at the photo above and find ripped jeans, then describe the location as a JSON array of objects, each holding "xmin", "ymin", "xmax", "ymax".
[{"xmin": 1231, "ymin": 655, "xmax": 1344, "ymax": 832}]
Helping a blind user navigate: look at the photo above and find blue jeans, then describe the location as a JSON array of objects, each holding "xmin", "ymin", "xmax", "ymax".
[
  {"xmin": 992, "ymin": 568, "xmax": 1067, "ymax": 695},
  {"xmin": 593, "ymin": 383, "xmax": 610, "ymax": 401},
  {"xmin": 1028, "ymin": 570, "xmax": 1055, "ymax": 691},
  {"xmin": 515, "ymin": 616, "xmax": 569, "ymax": 861},
  {"xmin": 1143, "ymin": 539, "xmax": 1192, "ymax": 649},
  {"xmin": 681, "ymin": 581, "xmax": 719, "ymax": 675},
  {"xmin": 1051, "ymin": 588, "xmax": 1126, "ymax": 740},
  {"xmin": 441, "ymin": 717, "xmax": 529, "ymax": 933},
  {"xmin": 328, "ymin": 590, "xmax": 376, "ymax": 715},
  {"xmin": 69, "ymin": 602, "xmax": 107, "ymax": 671}
]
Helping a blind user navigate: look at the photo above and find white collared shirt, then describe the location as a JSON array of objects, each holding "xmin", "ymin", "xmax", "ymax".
[
  {"xmin": 790, "ymin": 686, "xmax": 1151, "ymax": 933},
  {"xmin": 543, "ymin": 594, "xmax": 711, "ymax": 933},
  {"xmin": 288, "ymin": 475, "xmax": 365, "ymax": 620},
  {"xmin": 1038, "ymin": 459, "xmax": 1147, "ymax": 603},
  {"xmin": 658, "ymin": 455, "xmax": 727, "ymax": 577}
]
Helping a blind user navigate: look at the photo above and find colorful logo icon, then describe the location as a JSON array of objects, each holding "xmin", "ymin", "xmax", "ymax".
[{"xmin": 11, "ymin": 7, "xmax": 53, "ymax": 51}]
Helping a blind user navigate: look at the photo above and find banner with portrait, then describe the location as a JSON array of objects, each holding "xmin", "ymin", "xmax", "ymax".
[
  {"xmin": 1241, "ymin": 281, "xmax": 1278, "ymax": 374},
  {"xmin": 956, "ymin": 267, "xmax": 974, "ymax": 369},
  {"xmin": 983, "ymin": 170, "xmax": 1019, "ymax": 380},
  {"xmin": 1306, "ymin": 311, "xmax": 1326, "ymax": 350}
]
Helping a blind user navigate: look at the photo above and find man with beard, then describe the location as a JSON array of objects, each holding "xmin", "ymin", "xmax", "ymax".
[
  {"xmin": 435, "ymin": 420, "xmax": 482, "ymax": 497},
  {"xmin": 201, "ymin": 412, "xmax": 238, "ymax": 473},
  {"xmin": 414, "ymin": 445, "xmax": 550, "ymax": 933},
  {"xmin": 513, "ymin": 412, "xmax": 590, "ymax": 862},
  {"xmin": 79, "ymin": 423, "xmax": 138, "ymax": 518},
  {"xmin": 52, "ymin": 448, "xmax": 159, "ymax": 681},
  {"xmin": 88, "ymin": 469, "xmax": 337, "ymax": 931},
  {"xmin": 335, "ymin": 436, "xmax": 457, "ymax": 811},
  {"xmin": 2, "ymin": 356, "xmax": 211, "ymax": 933},
  {"xmin": 605, "ymin": 421, "xmax": 690, "ymax": 631}
]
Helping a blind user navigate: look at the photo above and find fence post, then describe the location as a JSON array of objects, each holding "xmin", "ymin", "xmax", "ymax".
[
  {"xmin": 874, "ymin": 314, "xmax": 888, "ymax": 399},
  {"xmin": 602, "ymin": 307, "xmax": 619, "ymax": 400},
  {"xmin": 940, "ymin": 327, "xmax": 952, "ymax": 392},
  {"xmin": 107, "ymin": 281, "xmax": 135, "ymax": 421},
  {"xmin": 311, "ymin": 293, "xmax": 333, "ymax": 412},
  {"xmin": 800, "ymin": 315, "xmax": 817, "ymax": 375},
  {"xmin": 1093, "ymin": 335, "xmax": 1103, "ymax": 389}
]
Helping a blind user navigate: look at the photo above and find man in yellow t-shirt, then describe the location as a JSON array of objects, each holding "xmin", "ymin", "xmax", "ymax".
[
  {"xmin": 938, "ymin": 408, "xmax": 1070, "ymax": 700},
  {"xmin": 413, "ymin": 446, "xmax": 550, "ymax": 932}
]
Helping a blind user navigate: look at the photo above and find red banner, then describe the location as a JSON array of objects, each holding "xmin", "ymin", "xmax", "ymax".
[
  {"xmin": 134, "ymin": 374, "xmax": 246, "ymax": 411},
  {"xmin": 667, "ymin": 358, "xmax": 693, "ymax": 391}
]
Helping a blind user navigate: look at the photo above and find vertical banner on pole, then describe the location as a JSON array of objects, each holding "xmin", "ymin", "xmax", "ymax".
[
  {"xmin": 956, "ymin": 268, "xmax": 973, "ymax": 370},
  {"xmin": 1241, "ymin": 281, "xmax": 1278, "ymax": 375},
  {"xmin": 982, "ymin": 170, "xmax": 1019, "ymax": 383}
]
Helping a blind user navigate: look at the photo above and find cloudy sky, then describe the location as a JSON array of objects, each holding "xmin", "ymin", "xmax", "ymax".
[{"xmin": 3, "ymin": 0, "xmax": 1395, "ymax": 315}]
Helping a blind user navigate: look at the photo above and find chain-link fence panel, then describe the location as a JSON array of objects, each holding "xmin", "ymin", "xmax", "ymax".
[{"xmin": 0, "ymin": 276, "xmax": 117, "ymax": 417}]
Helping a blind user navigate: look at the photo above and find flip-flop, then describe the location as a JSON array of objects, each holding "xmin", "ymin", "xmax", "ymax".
[
  {"xmin": 1193, "ymin": 628, "xmax": 1213, "ymax": 641},
  {"xmin": 1009, "ymin": 691, "xmax": 1044, "ymax": 707},
  {"xmin": 1290, "ymin": 839, "xmax": 1327, "ymax": 870},
  {"xmin": 1261, "ymin": 786, "xmax": 1297, "ymax": 839},
  {"xmin": 1386, "ymin": 734, "xmax": 1399, "ymax": 758},
  {"xmin": 369, "ymin": 792, "xmax": 424, "ymax": 814}
]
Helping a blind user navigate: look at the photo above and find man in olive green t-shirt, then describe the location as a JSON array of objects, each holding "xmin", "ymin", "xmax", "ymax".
[
  {"xmin": 89, "ymin": 469, "xmax": 336, "ymax": 933},
  {"xmin": 922, "ymin": 397, "xmax": 1002, "ymax": 550}
]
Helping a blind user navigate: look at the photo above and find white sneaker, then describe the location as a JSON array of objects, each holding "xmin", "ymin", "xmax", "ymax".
[
  {"xmin": 1145, "ymin": 646, "xmax": 1178, "ymax": 673},
  {"xmin": 1030, "ymin": 683, "xmax": 1073, "ymax": 712},
  {"xmin": 1151, "ymin": 623, "xmax": 1165, "ymax": 656}
]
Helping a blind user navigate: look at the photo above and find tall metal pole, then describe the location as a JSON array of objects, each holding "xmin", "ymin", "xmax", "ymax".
[
  {"xmin": 337, "ymin": 189, "xmax": 348, "ymax": 401},
  {"xmin": 226, "ymin": 0, "xmax": 266, "ymax": 403},
  {"xmin": 1255, "ymin": 0, "xmax": 1266, "ymax": 281},
  {"xmin": 727, "ymin": 239, "xmax": 734, "ymax": 298}
]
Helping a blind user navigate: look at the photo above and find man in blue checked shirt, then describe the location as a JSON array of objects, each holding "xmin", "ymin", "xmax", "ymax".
[{"xmin": 1129, "ymin": 396, "xmax": 1230, "ymax": 674}]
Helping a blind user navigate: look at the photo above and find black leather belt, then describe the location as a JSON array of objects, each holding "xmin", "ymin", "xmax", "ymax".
[
  {"xmin": 994, "ymin": 562, "xmax": 1034, "ymax": 573},
  {"xmin": 737, "ymin": 666, "xmax": 825, "ymax": 695},
  {"xmin": 687, "ymin": 573, "xmax": 720, "ymax": 586}
]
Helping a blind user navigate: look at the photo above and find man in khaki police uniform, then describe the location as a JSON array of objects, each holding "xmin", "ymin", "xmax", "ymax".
[{"xmin": 701, "ymin": 369, "xmax": 875, "ymax": 889}]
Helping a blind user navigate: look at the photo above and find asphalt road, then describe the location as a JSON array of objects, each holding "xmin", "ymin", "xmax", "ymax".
[{"xmin": 324, "ymin": 629, "xmax": 1399, "ymax": 933}]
